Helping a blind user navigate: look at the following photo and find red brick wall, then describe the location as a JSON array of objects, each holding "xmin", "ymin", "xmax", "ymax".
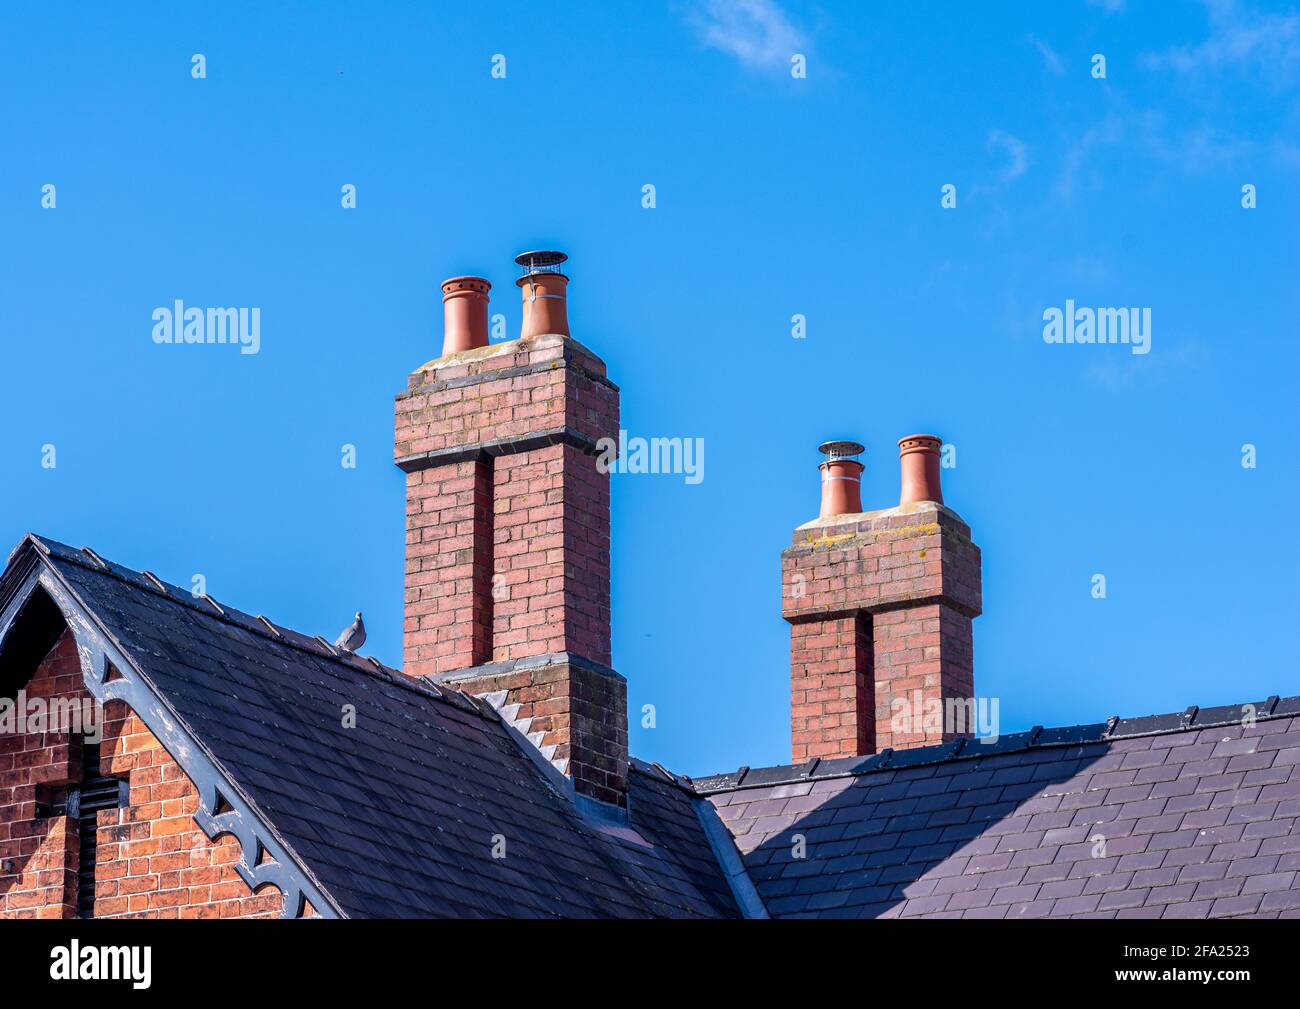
[
  {"xmin": 782, "ymin": 503, "xmax": 981, "ymax": 761},
  {"xmin": 871, "ymin": 604, "xmax": 974, "ymax": 752},
  {"xmin": 395, "ymin": 335, "xmax": 618, "ymax": 676},
  {"xmin": 492, "ymin": 442, "xmax": 611, "ymax": 666},
  {"xmin": 404, "ymin": 458, "xmax": 493, "ymax": 674},
  {"xmin": 1, "ymin": 630, "xmax": 295, "ymax": 919},
  {"xmin": 789, "ymin": 615, "xmax": 872, "ymax": 762},
  {"xmin": 450, "ymin": 659, "xmax": 628, "ymax": 806}
]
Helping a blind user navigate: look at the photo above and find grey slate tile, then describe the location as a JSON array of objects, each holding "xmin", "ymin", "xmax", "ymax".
[
  {"xmin": 1162, "ymin": 899, "xmax": 1214, "ymax": 918},
  {"xmin": 42, "ymin": 547, "xmax": 739, "ymax": 919},
  {"xmin": 67, "ymin": 503, "xmax": 1284, "ymax": 926}
]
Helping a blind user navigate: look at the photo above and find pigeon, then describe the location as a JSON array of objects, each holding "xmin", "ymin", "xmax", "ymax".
[{"xmin": 334, "ymin": 612, "xmax": 366, "ymax": 652}]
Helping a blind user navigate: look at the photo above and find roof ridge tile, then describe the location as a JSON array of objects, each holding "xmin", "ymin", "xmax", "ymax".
[{"xmin": 693, "ymin": 696, "xmax": 1300, "ymax": 795}]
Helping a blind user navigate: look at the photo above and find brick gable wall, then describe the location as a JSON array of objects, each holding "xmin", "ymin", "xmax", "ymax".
[{"xmin": 1, "ymin": 630, "xmax": 299, "ymax": 919}]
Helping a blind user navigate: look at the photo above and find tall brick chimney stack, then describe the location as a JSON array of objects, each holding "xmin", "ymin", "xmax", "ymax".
[
  {"xmin": 394, "ymin": 251, "xmax": 629, "ymax": 808},
  {"xmin": 781, "ymin": 435, "xmax": 981, "ymax": 763}
]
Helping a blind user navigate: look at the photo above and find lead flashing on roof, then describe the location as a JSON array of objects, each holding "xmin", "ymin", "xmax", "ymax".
[
  {"xmin": 575, "ymin": 792, "xmax": 631, "ymax": 827},
  {"xmin": 628, "ymin": 757, "xmax": 697, "ymax": 796},
  {"xmin": 433, "ymin": 650, "xmax": 627, "ymax": 686},
  {"xmin": 693, "ymin": 798, "xmax": 769, "ymax": 919},
  {"xmin": 480, "ymin": 687, "xmax": 634, "ymax": 827}
]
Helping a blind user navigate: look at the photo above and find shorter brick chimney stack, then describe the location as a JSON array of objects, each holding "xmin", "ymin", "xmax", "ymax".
[
  {"xmin": 818, "ymin": 440, "xmax": 864, "ymax": 517},
  {"xmin": 440, "ymin": 276, "xmax": 491, "ymax": 355},
  {"xmin": 783, "ymin": 434, "xmax": 981, "ymax": 763},
  {"xmin": 515, "ymin": 250, "xmax": 570, "ymax": 339},
  {"xmin": 898, "ymin": 434, "xmax": 943, "ymax": 505}
]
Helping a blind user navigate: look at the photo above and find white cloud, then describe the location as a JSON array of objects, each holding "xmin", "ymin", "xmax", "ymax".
[
  {"xmin": 1086, "ymin": 0, "xmax": 1127, "ymax": 13},
  {"xmin": 686, "ymin": 0, "xmax": 809, "ymax": 70},
  {"xmin": 1051, "ymin": 104, "xmax": 1259, "ymax": 201},
  {"xmin": 1141, "ymin": 0, "xmax": 1300, "ymax": 86},
  {"xmin": 1086, "ymin": 339, "xmax": 1205, "ymax": 392},
  {"xmin": 1028, "ymin": 33, "xmax": 1065, "ymax": 76},
  {"xmin": 1145, "ymin": 121, "xmax": 1257, "ymax": 165},
  {"xmin": 987, "ymin": 130, "xmax": 1030, "ymax": 181}
]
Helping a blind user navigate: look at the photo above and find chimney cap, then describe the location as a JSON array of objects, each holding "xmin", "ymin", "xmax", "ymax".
[
  {"xmin": 515, "ymin": 250, "xmax": 568, "ymax": 276},
  {"xmin": 441, "ymin": 275, "xmax": 491, "ymax": 296},
  {"xmin": 819, "ymin": 440, "xmax": 864, "ymax": 462},
  {"xmin": 898, "ymin": 434, "xmax": 942, "ymax": 452}
]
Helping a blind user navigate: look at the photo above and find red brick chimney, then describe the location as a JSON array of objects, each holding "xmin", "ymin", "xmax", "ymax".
[
  {"xmin": 394, "ymin": 251, "xmax": 628, "ymax": 807},
  {"xmin": 781, "ymin": 436, "xmax": 981, "ymax": 762}
]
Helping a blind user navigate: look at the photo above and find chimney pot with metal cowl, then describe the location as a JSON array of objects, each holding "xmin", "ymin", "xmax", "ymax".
[
  {"xmin": 818, "ymin": 440, "xmax": 865, "ymax": 518},
  {"xmin": 782, "ymin": 433, "xmax": 982, "ymax": 763},
  {"xmin": 440, "ymin": 276, "xmax": 491, "ymax": 356},
  {"xmin": 396, "ymin": 251, "xmax": 629, "ymax": 808},
  {"xmin": 515, "ymin": 250, "xmax": 570, "ymax": 339}
]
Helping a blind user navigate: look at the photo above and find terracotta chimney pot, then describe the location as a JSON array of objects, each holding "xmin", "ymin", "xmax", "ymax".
[
  {"xmin": 818, "ymin": 440, "xmax": 865, "ymax": 517},
  {"xmin": 898, "ymin": 434, "xmax": 944, "ymax": 505},
  {"xmin": 441, "ymin": 276, "xmax": 491, "ymax": 355},
  {"xmin": 515, "ymin": 250, "xmax": 570, "ymax": 338}
]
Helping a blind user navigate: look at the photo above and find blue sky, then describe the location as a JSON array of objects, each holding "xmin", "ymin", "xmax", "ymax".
[{"xmin": 2, "ymin": 1, "xmax": 1297, "ymax": 776}]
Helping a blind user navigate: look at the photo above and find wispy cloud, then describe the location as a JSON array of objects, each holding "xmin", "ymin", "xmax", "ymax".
[
  {"xmin": 1027, "ymin": 33, "xmax": 1065, "ymax": 76},
  {"xmin": 987, "ymin": 130, "xmax": 1029, "ymax": 181},
  {"xmin": 1086, "ymin": 338, "xmax": 1206, "ymax": 392},
  {"xmin": 1053, "ymin": 114, "xmax": 1126, "ymax": 202},
  {"xmin": 1051, "ymin": 103, "xmax": 1258, "ymax": 201},
  {"xmin": 1141, "ymin": 0, "xmax": 1300, "ymax": 87},
  {"xmin": 1143, "ymin": 120, "xmax": 1257, "ymax": 164},
  {"xmin": 685, "ymin": 0, "xmax": 809, "ymax": 71},
  {"xmin": 1064, "ymin": 256, "xmax": 1116, "ymax": 284},
  {"xmin": 1086, "ymin": 0, "xmax": 1126, "ymax": 13}
]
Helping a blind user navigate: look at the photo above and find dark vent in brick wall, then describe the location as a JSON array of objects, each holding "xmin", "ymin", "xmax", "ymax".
[{"xmin": 75, "ymin": 743, "xmax": 129, "ymax": 919}]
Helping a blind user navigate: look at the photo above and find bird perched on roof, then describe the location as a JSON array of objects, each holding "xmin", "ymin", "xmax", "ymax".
[{"xmin": 334, "ymin": 612, "xmax": 366, "ymax": 652}]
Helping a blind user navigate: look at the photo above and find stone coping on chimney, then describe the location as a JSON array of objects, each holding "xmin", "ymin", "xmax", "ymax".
[
  {"xmin": 401, "ymin": 333, "xmax": 616, "ymax": 393},
  {"xmin": 790, "ymin": 500, "xmax": 973, "ymax": 545},
  {"xmin": 794, "ymin": 499, "xmax": 965, "ymax": 533}
]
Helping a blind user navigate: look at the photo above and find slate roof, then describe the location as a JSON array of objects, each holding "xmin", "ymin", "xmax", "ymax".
[
  {"xmin": 696, "ymin": 704, "xmax": 1300, "ymax": 918},
  {"xmin": 8, "ymin": 536, "xmax": 739, "ymax": 919},
  {"xmin": 6, "ymin": 533, "xmax": 1298, "ymax": 919}
]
